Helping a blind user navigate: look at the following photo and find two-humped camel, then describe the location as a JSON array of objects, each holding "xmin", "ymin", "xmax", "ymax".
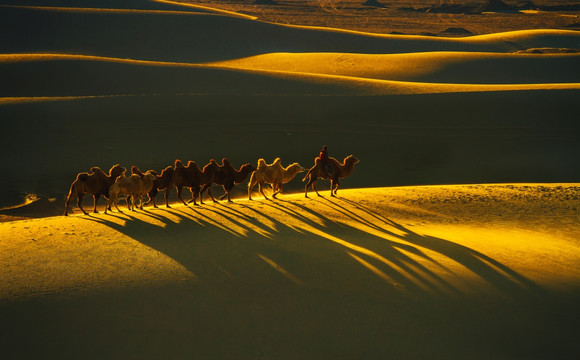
[
  {"xmin": 132, "ymin": 165, "xmax": 174, "ymax": 208},
  {"xmin": 172, "ymin": 159, "xmax": 220, "ymax": 206},
  {"xmin": 303, "ymin": 155, "xmax": 359, "ymax": 197},
  {"xmin": 201, "ymin": 158, "xmax": 256, "ymax": 203},
  {"xmin": 105, "ymin": 167, "xmax": 157, "ymax": 213},
  {"xmin": 248, "ymin": 158, "xmax": 305, "ymax": 200},
  {"xmin": 64, "ymin": 164, "xmax": 126, "ymax": 216}
]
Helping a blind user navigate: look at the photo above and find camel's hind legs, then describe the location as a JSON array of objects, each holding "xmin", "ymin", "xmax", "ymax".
[{"xmin": 92, "ymin": 194, "xmax": 100, "ymax": 213}]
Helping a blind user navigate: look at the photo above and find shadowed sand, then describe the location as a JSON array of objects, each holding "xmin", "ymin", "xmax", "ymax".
[{"xmin": 1, "ymin": 186, "xmax": 579, "ymax": 359}]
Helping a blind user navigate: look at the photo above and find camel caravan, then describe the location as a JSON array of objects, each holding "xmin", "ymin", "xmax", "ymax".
[{"xmin": 63, "ymin": 149, "xmax": 359, "ymax": 216}]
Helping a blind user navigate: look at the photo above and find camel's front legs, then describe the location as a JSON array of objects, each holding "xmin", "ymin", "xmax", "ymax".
[
  {"xmin": 258, "ymin": 182, "xmax": 269, "ymax": 200},
  {"xmin": 207, "ymin": 186, "xmax": 219, "ymax": 203},
  {"xmin": 331, "ymin": 179, "xmax": 341, "ymax": 196},
  {"xmin": 176, "ymin": 186, "xmax": 189, "ymax": 206},
  {"xmin": 220, "ymin": 183, "xmax": 234, "ymax": 203},
  {"xmin": 164, "ymin": 187, "xmax": 171, "ymax": 208},
  {"xmin": 77, "ymin": 194, "xmax": 88, "ymax": 215},
  {"xmin": 272, "ymin": 182, "xmax": 282, "ymax": 199}
]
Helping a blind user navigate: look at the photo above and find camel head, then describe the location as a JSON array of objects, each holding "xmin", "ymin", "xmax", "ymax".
[
  {"xmin": 288, "ymin": 163, "xmax": 306, "ymax": 173},
  {"xmin": 346, "ymin": 155, "xmax": 359, "ymax": 165},
  {"xmin": 109, "ymin": 164, "xmax": 126, "ymax": 178},
  {"xmin": 203, "ymin": 159, "xmax": 219, "ymax": 173},
  {"xmin": 240, "ymin": 163, "xmax": 256, "ymax": 173},
  {"xmin": 144, "ymin": 170, "xmax": 157, "ymax": 181},
  {"xmin": 161, "ymin": 166, "xmax": 174, "ymax": 177}
]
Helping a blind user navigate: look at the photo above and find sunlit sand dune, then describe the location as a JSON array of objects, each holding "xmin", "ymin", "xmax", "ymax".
[
  {"xmin": 2, "ymin": 5, "xmax": 579, "ymax": 63},
  {"xmin": 1, "ymin": 185, "xmax": 578, "ymax": 358},
  {"xmin": 1, "ymin": 52, "xmax": 579, "ymax": 99}
]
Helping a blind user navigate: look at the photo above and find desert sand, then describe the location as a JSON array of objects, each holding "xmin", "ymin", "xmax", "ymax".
[{"xmin": 0, "ymin": 0, "xmax": 579, "ymax": 359}]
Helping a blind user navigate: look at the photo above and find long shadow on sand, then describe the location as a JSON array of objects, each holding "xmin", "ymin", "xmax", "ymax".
[{"xmin": 82, "ymin": 194, "xmax": 544, "ymax": 302}]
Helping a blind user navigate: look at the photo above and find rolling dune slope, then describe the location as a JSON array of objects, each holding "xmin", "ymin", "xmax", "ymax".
[{"xmin": 1, "ymin": 186, "xmax": 579, "ymax": 359}]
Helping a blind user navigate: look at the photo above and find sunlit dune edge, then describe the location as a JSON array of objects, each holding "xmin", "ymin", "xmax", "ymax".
[
  {"xmin": 0, "ymin": 1, "xmax": 256, "ymax": 19},
  {"xmin": 1, "ymin": 53, "xmax": 579, "ymax": 98},
  {"xmin": 3, "ymin": 4, "xmax": 580, "ymax": 64},
  {"xmin": 1, "ymin": 185, "xmax": 578, "ymax": 302}
]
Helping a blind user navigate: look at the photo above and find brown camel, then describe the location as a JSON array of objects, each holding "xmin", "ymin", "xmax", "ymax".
[
  {"xmin": 303, "ymin": 155, "xmax": 359, "ymax": 198},
  {"xmin": 201, "ymin": 158, "xmax": 256, "ymax": 203},
  {"xmin": 105, "ymin": 169, "xmax": 156, "ymax": 213},
  {"xmin": 248, "ymin": 158, "xmax": 305, "ymax": 200},
  {"xmin": 64, "ymin": 164, "xmax": 126, "ymax": 216},
  {"xmin": 132, "ymin": 165, "xmax": 174, "ymax": 208},
  {"xmin": 173, "ymin": 159, "xmax": 220, "ymax": 206}
]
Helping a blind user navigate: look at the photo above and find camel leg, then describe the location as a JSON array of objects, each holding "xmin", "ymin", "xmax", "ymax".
[
  {"xmin": 191, "ymin": 186, "xmax": 200, "ymax": 206},
  {"xmin": 138, "ymin": 195, "xmax": 144, "ymax": 210},
  {"xmin": 113, "ymin": 195, "xmax": 122, "ymax": 213},
  {"xmin": 91, "ymin": 194, "xmax": 100, "ymax": 213},
  {"xmin": 333, "ymin": 180, "xmax": 341, "ymax": 196},
  {"xmin": 258, "ymin": 182, "xmax": 268, "ymax": 200},
  {"xmin": 207, "ymin": 186, "xmax": 218, "ymax": 203},
  {"xmin": 64, "ymin": 193, "xmax": 75, "ymax": 216},
  {"xmin": 313, "ymin": 181, "xmax": 322, "ymax": 197},
  {"xmin": 248, "ymin": 181, "xmax": 255, "ymax": 200},
  {"xmin": 77, "ymin": 194, "xmax": 88, "ymax": 215},
  {"xmin": 272, "ymin": 182, "xmax": 282, "ymax": 199},
  {"xmin": 176, "ymin": 186, "xmax": 188, "ymax": 206},
  {"xmin": 164, "ymin": 187, "xmax": 171, "ymax": 208},
  {"xmin": 221, "ymin": 183, "xmax": 234, "ymax": 203}
]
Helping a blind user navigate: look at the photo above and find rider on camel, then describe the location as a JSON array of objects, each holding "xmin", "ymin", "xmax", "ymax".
[{"xmin": 319, "ymin": 145, "xmax": 334, "ymax": 178}]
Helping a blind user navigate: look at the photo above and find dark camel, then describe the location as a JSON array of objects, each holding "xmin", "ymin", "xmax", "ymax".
[
  {"xmin": 64, "ymin": 164, "xmax": 126, "ymax": 216},
  {"xmin": 200, "ymin": 158, "xmax": 256, "ymax": 203},
  {"xmin": 303, "ymin": 155, "xmax": 359, "ymax": 197},
  {"xmin": 173, "ymin": 159, "xmax": 220, "ymax": 206}
]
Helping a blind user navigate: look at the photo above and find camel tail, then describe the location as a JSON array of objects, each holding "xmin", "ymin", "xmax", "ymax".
[
  {"xmin": 248, "ymin": 171, "xmax": 256, "ymax": 189},
  {"xmin": 302, "ymin": 168, "xmax": 312, "ymax": 182}
]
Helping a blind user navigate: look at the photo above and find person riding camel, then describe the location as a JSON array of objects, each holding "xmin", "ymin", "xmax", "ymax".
[{"xmin": 319, "ymin": 145, "xmax": 334, "ymax": 178}]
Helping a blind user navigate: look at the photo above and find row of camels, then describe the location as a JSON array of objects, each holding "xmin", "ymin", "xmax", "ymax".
[{"xmin": 64, "ymin": 155, "xmax": 359, "ymax": 216}]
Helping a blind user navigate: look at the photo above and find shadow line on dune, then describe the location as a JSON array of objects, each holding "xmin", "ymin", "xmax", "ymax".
[{"xmin": 80, "ymin": 195, "xmax": 545, "ymax": 301}]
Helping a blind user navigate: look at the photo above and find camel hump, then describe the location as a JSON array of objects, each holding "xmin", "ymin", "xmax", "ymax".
[
  {"xmin": 273, "ymin": 157, "xmax": 281, "ymax": 165},
  {"xmin": 209, "ymin": 159, "xmax": 217, "ymax": 164},
  {"xmin": 77, "ymin": 173, "xmax": 89, "ymax": 181},
  {"xmin": 90, "ymin": 167, "xmax": 102, "ymax": 173},
  {"xmin": 222, "ymin": 157, "xmax": 230, "ymax": 165},
  {"xmin": 131, "ymin": 165, "xmax": 140, "ymax": 174},
  {"xmin": 257, "ymin": 158, "xmax": 266, "ymax": 169},
  {"xmin": 174, "ymin": 159, "xmax": 183, "ymax": 168}
]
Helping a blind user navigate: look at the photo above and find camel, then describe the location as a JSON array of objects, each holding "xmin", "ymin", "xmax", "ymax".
[
  {"xmin": 132, "ymin": 165, "xmax": 174, "ymax": 208},
  {"xmin": 200, "ymin": 158, "xmax": 256, "ymax": 203},
  {"xmin": 105, "ymin": 169, "xmax": 156, "ymax": 213},
  {"xmin": 64, "ymin": 164, "xmax": 126, "ymax": 216},
  {"xmin": 172, "ymin": 159, "xmax": 220, "ymax": 206},
  {"xmin": 303, "ymin": 155, "xmax": 359, "ymax": 198},
  {"xmin": 248, "ymin": 158, "xmax": 305, "ymax": 200}
]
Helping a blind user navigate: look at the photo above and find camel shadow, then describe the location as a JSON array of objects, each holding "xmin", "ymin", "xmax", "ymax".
[{"xmin": 81, "ymin": 195, "xmax": 544, "ymax": 301}]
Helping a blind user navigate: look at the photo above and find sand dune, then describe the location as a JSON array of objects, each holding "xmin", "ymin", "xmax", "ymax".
[
  {"xmin": 1, "ymin": 186, "xmax": 579, "ymax": 358},
  {"xmin": 2, "ymin": 5, "xmax": 580, "ymax": 63}
]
